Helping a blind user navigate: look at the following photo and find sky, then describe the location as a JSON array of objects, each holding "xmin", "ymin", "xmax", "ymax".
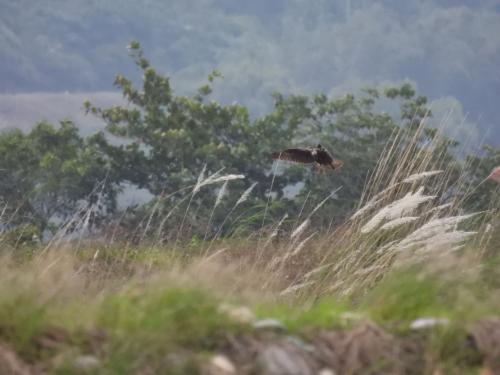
[{"xmin": 0, "ymin": 0, "xmax": 499, "ymax": 147}]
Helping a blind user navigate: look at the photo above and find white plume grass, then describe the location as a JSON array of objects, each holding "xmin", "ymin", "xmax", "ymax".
[
  {"xmin": 195, "ymin": 173, "xmax": 244, "ymax": 194},
  {"xmin": 380, "ymin": 216, "xmax": 420, "ymax": 230},
  {"xmin": 395, "ymin": 213, "xmax": 479, "ymax": 250},
  {"xmin": 270, "ymin": 213, "xmax": 289, "ymax": 240},
  {"xmin": 291, "ymin": 219, "xmax": 310, "ymax": 240},
  {"xmin": 402, "ymin": 170, "xmax": 444, "ymax": 184},
  {"xmin": 236, "ymin": 182, "xmax": 258, "ymax": 206},
  {"xmin": 415, "ymin": 231, "xmax": 477, "ymax": 255},
  {"xmin": 215, "ymin": 181, "xmax": 228, "ymax": 208},
  {"xmin": 361, "ymin": 187, "xmax": 436, "ymax": 233},
  {"xmin": 193, "ymin": 166, "xmax": 244, "ymax": 194}
]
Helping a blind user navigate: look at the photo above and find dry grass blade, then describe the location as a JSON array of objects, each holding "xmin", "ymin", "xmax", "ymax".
[
  {"xmin": 291, "ymin": 219, "xmax": 310, "ymax": 240},
  {"xmin": 402, "ymin": 170, "xmax": 444, "ymax": 184},
  {"xmin": 270, "ymin": 213, "xmax": 289, "ymax": 239},
  {"xmin": 426, "ymin": 202, "xmax": 453, "ymax": 215},
  {"xmin": 279, "ymin": 281, "xmax": 315, "ymax": 296},
  {"xmin": 290, "ymin": 232, "xmax": 317, "ymax": 257}
]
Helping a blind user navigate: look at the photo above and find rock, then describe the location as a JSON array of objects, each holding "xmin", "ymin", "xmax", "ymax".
[
  {"xmin": 469, "ymin": 317, "xmax": 500, "ymax": 372},
  {"xmin": 73, "ymin": 355, "xmax": 100, "ymax": 372},
  {"xmin": 285, "ymin": 336, "xmax": 314, "ymax": 353},
  {"xmin": 479, "ymin": 367, "xmax": 495, "ymax": 375},
  {"xmin": 82, "ymin": 328, "xmax": 108, "ymax": 355},
  {"xmin": 34, "ymin": 326, "xmax": 70, "ymax": 350},
  {"xmin": 219, "ymin": 304, "xmax": 255, "ymax": 324},
  {"xmin": 258, "ymin": 343, "xmax": 314, "ymax": 375},
  {"xmin": 0, "ymin": 342, "xmax": 31, "ymax": 375},
  {"xmin": 206, "ymin": 354, "xmax": 236, "ymax": 374},
  {"xmin": 410, "ymin": 317, "xmax": 449, "ymax": 330},
  {"xmin": 313, "ymin": 321, "xmax": 424, "ymax": 374},
  {"xmin": 253, "ymin": 319, "xmax": 286, "ymax": 332},
  {"xmin": 318, "ymin": 369, "xmax": 337, "ymax": 375}
]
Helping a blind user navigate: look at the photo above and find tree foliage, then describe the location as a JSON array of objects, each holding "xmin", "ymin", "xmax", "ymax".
[
  {"xmin": 0, "ymin": 121, "xmax": 118, "ymax": 233},
  {"xmin": 1, "ymin": 42, "xmax": 498, "ymax": 239}
]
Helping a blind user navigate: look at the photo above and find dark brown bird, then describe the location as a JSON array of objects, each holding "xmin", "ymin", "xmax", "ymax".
[{"xmin": 271, "ymin": 144, "xmax": 343, "ymax": 173}]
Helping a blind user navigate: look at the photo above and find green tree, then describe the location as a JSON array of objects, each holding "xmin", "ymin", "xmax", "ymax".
[
  {"xmin": 0, "ymin": 120, "xmax": 118, "ymax": 233},
  {"xmin": 84, "ymin": 42, "xmax": 465, "ymax": 235}
]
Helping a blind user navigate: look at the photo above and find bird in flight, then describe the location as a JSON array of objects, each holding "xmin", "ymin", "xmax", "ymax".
[{"xmin": 271, "ymin": 144, "xmax": 343, "ymax": 173}]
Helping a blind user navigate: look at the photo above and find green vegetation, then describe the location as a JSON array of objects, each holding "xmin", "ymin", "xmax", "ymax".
[
  {"xmin": 0, "ymin": 246, "xmax": 499, "ymax": 373},
  {"xmin": 1, "ymin": 42, "xmax": 500, "ymax": 373},
  {"xmin": 2, "ymin": 42, "xmax": 497, "ymax": 240}
]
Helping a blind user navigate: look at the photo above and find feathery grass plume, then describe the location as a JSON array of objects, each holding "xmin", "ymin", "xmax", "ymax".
[
  {"xmin": 194, "ymin": 172, "xmax": 244, "ymax": 194},
  {"xmin": 350, "ymin": 183, "xmax": 400, "ymax": 220},
  {"xmin": 350, "ymin": 197, "xmax": 383, "ymax": 220},
  {"xmin": 393, "ymin": 213, "xmax": 479, "ymax": 252},
  {"xmin": 269, "ymin": 213, "xmax": 289, "ymax": 240},
  {"xmin": 290, "ymin": 219, "xmax": 310, "ymax": 240},
  {"xmin": 380, "ymin": 216, "xmax": 420, "ymax": 230},
  {"xmin": 236, "ymin": 182, "xmax": 258, "ymax": 206},
  {"xmin": 414, "ymin": 231, "xmax": 478, "ymax": 255},
  {"xmin": 260, "ymin": 159, "xmax": 280, "ymax": 238},
  {"xmin": 206, "ymin": 174, "xmax": 245, "ymax": 186},
  {"xmin": 204, "ymin": 181, "xmax": 230, "ymax": 240},
  {"xmin": 215, "ymin": 181, "xmax": 228, "ymax": 208},
  {"xmin": 375, "ymin": 240, "xmax": 401, "ymax": 255},
  {"xmin": 402, "ymin": 170, "xmax": 444, "ymax": 184},
  {"xmin": 193, "ymin": 163, "xmax": 207, "ymax": 193},
  {"xmin": 361, "ymin": 187, "xmax": 436, "ymax": 233},
  {"xmin": 394, "ymin": 230, "xmax": 478, "ymax": 267},
  {"xmin": 179, "ymin": 168, "xmax": 244, "ymax": 242}
]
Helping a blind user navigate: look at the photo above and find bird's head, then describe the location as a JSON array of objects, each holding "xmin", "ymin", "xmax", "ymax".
[{"xmin": 317, "ymin": 144, "xmax": 323, "ymax": 150}]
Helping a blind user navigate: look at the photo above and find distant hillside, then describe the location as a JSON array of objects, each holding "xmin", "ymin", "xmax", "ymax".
[{"xmin": 0, "ymin": 0, "xmax": 499, "ymax": 143}]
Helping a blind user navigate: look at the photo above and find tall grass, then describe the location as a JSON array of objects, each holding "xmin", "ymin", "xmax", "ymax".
[
  {"xmin": 1, "ymin": 117, "xmax": 498, "ymax": 301},
  {"xmin": 1, "ymin": 121, "xmax": 500, "ymax": 373}
]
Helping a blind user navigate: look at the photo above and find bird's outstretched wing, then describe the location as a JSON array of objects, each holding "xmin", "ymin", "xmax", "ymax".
[{"xmin": 271, "ymin": 148, "xmax": 315, "ymax": 164}]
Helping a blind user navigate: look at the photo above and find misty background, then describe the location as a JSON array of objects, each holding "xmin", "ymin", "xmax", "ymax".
[{"xmin": 0, "ymin": 0, "xmax": 499, "ymax": 145}]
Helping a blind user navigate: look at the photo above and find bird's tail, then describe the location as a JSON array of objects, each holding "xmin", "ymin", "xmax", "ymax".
[
  {"xmin": 330, "ymin": 159, "xmax": 344, "ymax": 170},
  {"xmin": 270, "ymin": 151, "xmax": 282, "ymax": 160}
]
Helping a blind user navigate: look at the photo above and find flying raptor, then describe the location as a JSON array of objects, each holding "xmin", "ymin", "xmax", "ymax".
[{"xmin": 271, "ymin": 144, "xmax": 343, "ymax": 173}]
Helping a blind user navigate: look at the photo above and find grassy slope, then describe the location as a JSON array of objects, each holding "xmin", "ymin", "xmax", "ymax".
[
  {"xmin": 0, "ymin": 245, "xmax": 499, "ymax": 374},
  {"xmin": 2, "ymin": 126, "xmax": 499, "ymax": 373}
]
